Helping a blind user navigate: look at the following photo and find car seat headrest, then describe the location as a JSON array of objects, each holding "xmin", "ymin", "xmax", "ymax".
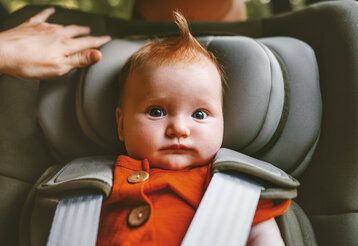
[{"xmin": 38, "ymin": 36, "xmax": 321, "ymax": 176}]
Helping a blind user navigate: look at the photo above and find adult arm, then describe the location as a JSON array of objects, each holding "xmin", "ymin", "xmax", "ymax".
[{"xmin": 0, "ymin": 7, "xmax": 111, "ymax": 80}]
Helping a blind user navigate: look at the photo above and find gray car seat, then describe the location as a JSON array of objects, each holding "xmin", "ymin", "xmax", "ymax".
[
  {"xmin": 0, "ymin": 1, "xmax": 357, "ymax": 245},
  {"xmin": 21, "ymin": 34, "xmax": 317, "ymax": 246}
]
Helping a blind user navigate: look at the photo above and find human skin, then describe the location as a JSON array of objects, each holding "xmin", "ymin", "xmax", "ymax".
[
  {"xmin": 0, "ymin": 7, "xmax": 111, "ymax": 80},
  {"xmin": 116, "ymin": 58, "xmax": 224, "ymax": 170}
]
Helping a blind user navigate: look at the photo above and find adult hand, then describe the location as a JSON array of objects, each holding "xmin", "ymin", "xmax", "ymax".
[{"xmin": 0, "ymin": 7, "xmax": 111, "ymax": 80}]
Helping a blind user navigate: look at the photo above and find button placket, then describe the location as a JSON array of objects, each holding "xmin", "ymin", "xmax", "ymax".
[{"xmin": 126, "ymin": 160, "xmax": 151, "ymax": 228}]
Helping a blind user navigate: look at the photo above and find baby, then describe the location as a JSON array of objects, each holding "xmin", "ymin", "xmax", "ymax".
[{"xmin": 97, "ymin": 12, "xmax": 287, "ymax": 246}]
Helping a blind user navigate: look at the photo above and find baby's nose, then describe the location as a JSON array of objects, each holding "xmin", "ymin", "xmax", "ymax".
[{"xmin": 165, "ymin": 120, "xmax": 190, "ymax": 138}]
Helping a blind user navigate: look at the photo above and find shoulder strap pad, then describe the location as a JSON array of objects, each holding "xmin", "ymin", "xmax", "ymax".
[
  {"xmin": 37, "ymin": 156, "xmax": 116, "ymax": 198},
  {"xmin": 20, "ymin": 156, "xmax": 116, "ymax": 246},
  {"xmin": 213, "ymin": 148, "xmax": 300, "ymax": 199}
]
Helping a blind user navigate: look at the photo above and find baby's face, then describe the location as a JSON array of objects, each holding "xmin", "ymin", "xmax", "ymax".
[{"xmin": 116, "ymin": 59, "xmax": 223, "ymax": 170}]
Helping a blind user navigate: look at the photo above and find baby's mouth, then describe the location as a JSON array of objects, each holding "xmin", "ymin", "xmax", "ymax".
[{"xmin": 160, "ymin": 144, "xmax": 193, "ymax": 151}]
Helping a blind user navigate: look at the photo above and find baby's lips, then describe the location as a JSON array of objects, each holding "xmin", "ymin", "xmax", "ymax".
[{"xmin": 160, "ymin": 144, "xmax": 193, "ymax": 150}]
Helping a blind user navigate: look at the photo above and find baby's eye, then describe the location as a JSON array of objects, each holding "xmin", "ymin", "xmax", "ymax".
[
  {"xmin": 147, "ymin": 107, "xmax": 166, "ymax": 117},
  {"xmin": 192, "ymin": 110, "xmax": 207, "ymax": 120}
]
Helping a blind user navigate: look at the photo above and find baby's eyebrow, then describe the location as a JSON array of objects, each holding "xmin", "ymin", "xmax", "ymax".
[
  {"xmin": 136, "ymin": 96, "xmax": 168, "ymax": 107},
  {"xmin": 144, "ymin": 95, "xmax": 167, "ymax": 99},
  {"xmin": 139, "ymin": 94, "xmax": 221, "ymax": 110},
  {"xmin": 141, "ymin": 96, "xmax": 168, "ymax": 103}
]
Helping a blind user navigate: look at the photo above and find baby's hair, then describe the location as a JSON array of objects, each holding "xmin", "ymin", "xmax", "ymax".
[{"xmin": 118, "ymin": 11, "xmax": 226, "ymax": 106}]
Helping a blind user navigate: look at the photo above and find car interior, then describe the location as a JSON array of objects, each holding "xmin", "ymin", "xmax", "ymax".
[{"xmin": 0, "ymin": 0, "xmax": 357, "ymax": 245}]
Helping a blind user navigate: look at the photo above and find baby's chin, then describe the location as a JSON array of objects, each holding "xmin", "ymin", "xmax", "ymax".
[{"xmin": 149, "ymin": 155, "xmax": 208, "ymax": 170}]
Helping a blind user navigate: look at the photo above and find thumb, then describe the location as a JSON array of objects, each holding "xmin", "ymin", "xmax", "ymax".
[{"xmin": 67, "ymin": 49, "xmax": 103, "ymax": 68}]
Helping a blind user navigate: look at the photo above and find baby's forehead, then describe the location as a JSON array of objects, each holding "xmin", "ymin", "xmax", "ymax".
[
  {"xmin": 134, "ymin": 57, "xmax": 220, "ymax": 78},
  {"xmin": 125, "ymin": 62, "xmax": 221, "ymax": 101},
  {"xmin": 119, "ymin": 56, "xmax": 223, "ymax": 106}
]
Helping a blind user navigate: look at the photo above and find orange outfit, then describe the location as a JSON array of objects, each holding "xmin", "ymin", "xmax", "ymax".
[{"xmin": 97, "ymin": 155, "xmax": 291, "ymax": 246}]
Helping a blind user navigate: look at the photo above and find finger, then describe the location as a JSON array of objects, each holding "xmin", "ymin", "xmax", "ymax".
[
  {"xmin": 27, "ymin": 7, "xmax": 55, "ymax": 24},
  {"xmin": 65, "ymin": 36, "xmax": 111, "ymax": 54},
  {"xmin": 62, "ymin": 25, "xmax": 91, "ymax": 38},
  {"xmin": 67, "ymin": 49, "xmax": 103, "ymax": 68}
]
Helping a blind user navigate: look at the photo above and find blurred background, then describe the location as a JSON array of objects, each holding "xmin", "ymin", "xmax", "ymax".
[{"xmin": 0, "ymin": 0, "xmax": 312, "ymax": 21}]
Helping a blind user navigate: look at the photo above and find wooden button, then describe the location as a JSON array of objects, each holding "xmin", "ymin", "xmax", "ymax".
[
  {"xmin": 127, "ymin": 205, "xmax": 150, "ymax": 227},
  {"xmin": 127, "ymin": 171, "xmax": 149, "ymax": 184}
]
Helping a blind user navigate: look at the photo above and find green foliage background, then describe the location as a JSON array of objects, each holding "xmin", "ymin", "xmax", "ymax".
[
  {"xmin": 0, "ymin": 0, "xmax": 306, "ymax": 20},
  {"xmin": 0, "ymin": 0, "xmax": 135, "ymax": 19}
]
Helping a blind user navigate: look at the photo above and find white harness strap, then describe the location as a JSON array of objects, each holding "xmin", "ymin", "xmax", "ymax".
[
  {"xmin": 181, "ymin": 172, "xmax": 262, "ymax": 246},
  {"xmin": 47, "ymin": 194, "xmax": 103, "ymax": 246}
]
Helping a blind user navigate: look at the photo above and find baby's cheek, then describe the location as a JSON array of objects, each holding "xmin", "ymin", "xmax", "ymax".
[
  {"xmin": 201, "ymin": 126, "xmax": 223, "ymax": 156},
  {"xmin": 125, "ymin": 140, "xmax": 153, "ymax": 161}
]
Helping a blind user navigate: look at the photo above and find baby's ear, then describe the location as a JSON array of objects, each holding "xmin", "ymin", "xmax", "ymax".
[{"xmin": 115, "ymin": 106, "xmax": 125, "ymax": 141}]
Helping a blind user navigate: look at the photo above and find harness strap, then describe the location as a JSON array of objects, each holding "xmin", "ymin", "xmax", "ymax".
[
  {"xmin": 47, "ymin": 194, "xmax": 103, "ymax": 246},
  {"xmin": 181, "ymin": 172, "xmax": 262, "ymax": 246}
]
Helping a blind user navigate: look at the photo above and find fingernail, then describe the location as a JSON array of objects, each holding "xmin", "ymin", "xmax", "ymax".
[{"xmin": 89, "ymin": 50, "xmax": 102, "ymax": 63}]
